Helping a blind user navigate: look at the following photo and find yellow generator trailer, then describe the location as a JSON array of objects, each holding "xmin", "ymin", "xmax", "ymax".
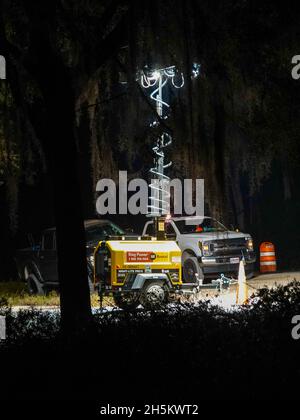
[{"xmin": 94, "ymin": 238, "xmax": 200, "ymax": 310}]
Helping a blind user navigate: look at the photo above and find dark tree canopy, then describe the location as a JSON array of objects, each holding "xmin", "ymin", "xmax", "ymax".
[{"xmin": 0, "ymin": 0, "xmax": 300, "ymax": 285}]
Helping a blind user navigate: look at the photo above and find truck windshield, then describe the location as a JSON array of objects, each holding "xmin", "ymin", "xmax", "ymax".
[
  {"xmin": 85, "ymin": 222, "xmax": 125, "ymax": 243},
  {"xmin": 173, "ymin": 218, "xmax": 227, "ymax": 234}
]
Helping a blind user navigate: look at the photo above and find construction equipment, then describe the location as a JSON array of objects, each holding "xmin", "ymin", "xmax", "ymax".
[
  {"xmin": 260, "ymin": 241, "xmax": 277, "ymax": 273},
  {"xmin": 140, "ymin": 66, "xmax": 184, "ymax": 231},
  {"xmin": 94, "ymin": 236, "xmax": 201, "ymax": 310}
]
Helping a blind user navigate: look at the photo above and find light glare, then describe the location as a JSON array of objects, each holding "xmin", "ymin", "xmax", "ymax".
[{"xmin": 152, "ymin": 70, "xmax": 160, "ymax": 80}]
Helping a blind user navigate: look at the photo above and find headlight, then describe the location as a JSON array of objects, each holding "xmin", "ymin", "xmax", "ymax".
[
  {"xmin": 200, "ymin": 241, "xmax": 212, "ymax": 256},
  {"xmin": 246, "ymin": 237, "xmax": 254, "ymax": 251}
]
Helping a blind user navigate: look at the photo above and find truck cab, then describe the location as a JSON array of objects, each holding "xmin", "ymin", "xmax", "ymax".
[
  {"xmin": 142, "ymin": 216, "xmax": 256, "ymax": 283},
  {"xmin": 16, "ymin": 219, "xmax": 126, "ymax": 294}
]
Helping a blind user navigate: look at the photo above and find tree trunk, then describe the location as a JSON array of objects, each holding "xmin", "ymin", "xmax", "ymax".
[{"xmin": 22, "ymin": 5, "xmax": 92, "ymax": 333}]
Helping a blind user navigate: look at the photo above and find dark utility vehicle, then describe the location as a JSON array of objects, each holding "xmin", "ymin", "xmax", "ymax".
[{"xmin": 15, "ymin": 219, "xmax": 125, "ymax": 295}]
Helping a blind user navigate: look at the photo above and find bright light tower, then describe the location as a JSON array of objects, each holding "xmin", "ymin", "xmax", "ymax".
[{"xmin": 140, "ymin": 66, "xmax": 185, "ymax": 224}]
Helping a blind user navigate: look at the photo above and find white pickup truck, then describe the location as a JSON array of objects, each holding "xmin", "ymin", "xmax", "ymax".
[{"xmin": 142, "ymin": 216, "xmax": 256, "ymax": 283}]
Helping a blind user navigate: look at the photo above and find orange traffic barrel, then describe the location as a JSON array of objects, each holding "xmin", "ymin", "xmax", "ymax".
[{"xmin": 260, "ymin": 242, "xmax": 276, "ymax": 273}]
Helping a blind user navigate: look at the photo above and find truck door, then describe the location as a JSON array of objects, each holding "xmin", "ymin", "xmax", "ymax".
[{"xmin": 38, "ymin": 230, "xmax": 58, "ymax": 284}]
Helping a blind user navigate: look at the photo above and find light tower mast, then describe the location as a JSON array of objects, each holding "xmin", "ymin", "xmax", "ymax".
[{"xmin": 140, "ymin": 66, "xmax": 184, "ymax": 237}]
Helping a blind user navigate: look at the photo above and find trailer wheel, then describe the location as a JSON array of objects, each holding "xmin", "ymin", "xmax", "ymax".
[
  {"xmin": 183, "ymin": 256, "xmax": 203, "ymax": 283},
  {"xmin": 27, "ymin": 274, "xmax": 45, "ymax": 296},
  {"xmin": 113, "ymin": 294, "xmax": 140, "ymax": 311},
  {"xmin": 140, "ymin": 281, "xmax": 167, "ymax": 309}
]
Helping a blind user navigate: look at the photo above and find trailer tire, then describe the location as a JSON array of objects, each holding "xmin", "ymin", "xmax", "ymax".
[
  {"xmin": 140, "ymin": 281, "xmax": 167, "ymax": 309},
  {"xmin": 183, "ymin": 256, "xmax": 204, "ymax": 283},
  {"xmin": 27, "ymin": 274, "xmax": 45, "ymax": 296},
  {"xmin": 113, "ymin": 294, "xmax": 140, "ymax": 311}
]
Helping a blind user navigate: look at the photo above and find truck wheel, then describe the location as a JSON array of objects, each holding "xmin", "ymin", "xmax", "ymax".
[
  {"xmin": 27, "ymin": 274, "xmax": 45, "ymax": 296},
  {"xmin": 183, "ymin": 256, "xmax": 204, "ymax": 283},
  {"xmin": 113, "ymin": 294, "xmax": 140, "ymax": 311},
  {"xmin": 140, "ymin": 281, "xmax": 167, "ymax": 309}
]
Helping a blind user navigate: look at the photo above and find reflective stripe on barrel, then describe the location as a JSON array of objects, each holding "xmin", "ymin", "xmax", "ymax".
[{"xmin": 260, "ymin": 242, "xmax": 276, "ymax": 273}]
